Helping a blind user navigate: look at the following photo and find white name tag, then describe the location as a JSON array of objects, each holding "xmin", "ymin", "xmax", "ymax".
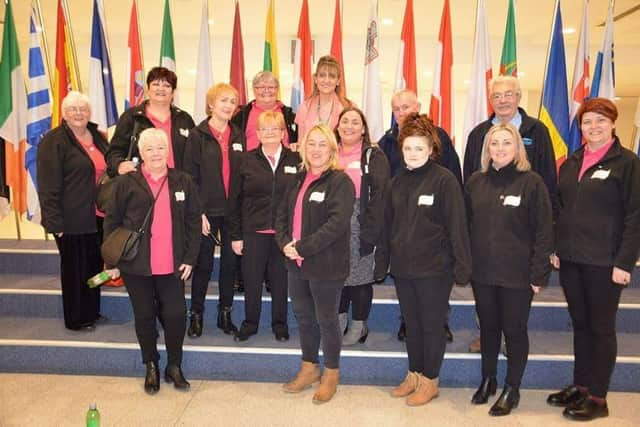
[
  {"xmin": 175, "ymin": 191, "xmax": 185, "ymax": 202},
  {"xmin": 232, "ymin": 143, "xmax": 243, "ymax": 152},
  {"xmin": 347, "ymin": 161, "xmax": 361, "ymax": 170},
  {"xmin": 309, "ymin": 191, "xmax": 325, "ymax": 202},
  {"xmin": 418, "ymin": 194, "xmax": 434, "ymax": 206},
  {"xmin": 591, "ymin": 169, "xmax": 610, "ymax": 180},
  {"xmin": 179, "ymin": 128, "xmax": 189, "ymax": 138},
  {"xmin": 284, "ymin": 166, "xmax": 297, "ymax": 174},
  {"xmin": 503, "ymin": 195, "xmax": 521, "ymax": 207}
]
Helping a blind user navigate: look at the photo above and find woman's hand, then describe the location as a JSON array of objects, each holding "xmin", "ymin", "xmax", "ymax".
[
  {"xmin": 179, "ymin": 264, "xmax": 193, "ymax": 281},
  {"xmin": 530, "ymin": 284, "xmax": 541, "ymax": 294},
  {"xmin": 232, "ymin": 240, "xmax": 243, "ymax": 256},
  {"xmin": 550, "ymin": 254, "xmax": 560, "ymax": 269},
  {"xmin": 106, "ymin": 268, "xmax": 121, "ymax": 280},
  {"xmin": 117, "ymin": 160, "xmax": 137, "ymax": 175},
  {"xmin": 289, "ymin": 143, "xmax": 299, "ymax": 152},
  {"xmin": 55, "ymin": 232, "xmax": 63, "ymax": 238},
  {"xmin": 283, "ymin": 240, "xmax": 302, "ymax": 260},
  {"xmin": 201, "ymin": 214, "xmax": 210, "ymax": 236},
  {"xmin": 612, "ymin": 266, "xmax": 631, "ymax": 286}
]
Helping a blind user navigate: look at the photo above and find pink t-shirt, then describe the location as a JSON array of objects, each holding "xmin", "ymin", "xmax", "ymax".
[
  {"xmin": 142, "ymin": 165, "xmax": 174, "ymax": 275},
  {"xmin": 146, "ymin": 109, "xmax": 175, "ymax": 168},
  {"xmin": 578, "ymin": 139, "xmax": 615, "ymax": 181},
  {"xmin": 292, "ymin": 172, "xmax": 320, "ymax": 266},
  {"xmin": 210, "ymin": 125, "xmax": 232, "ymax": 198},
  {"xmin": 338, "ymin": 143, "xmax": 363, "ymax": 198},
  {"xmin": 78, "ymin": 135, "xmax": 107, "ymax": 217},
  {"xmin": 245, "ymin": 102, "xmax": 290, "ymax": 151},
  {"xmin": 295, "ymin": 93, "xmax": 345, "ymax": 140}
]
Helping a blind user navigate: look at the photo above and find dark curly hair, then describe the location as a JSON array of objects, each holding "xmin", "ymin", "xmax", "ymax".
[
  {"xmin": 146, "ymin": 66, "xmax": 178, "ymax": 90},
  {"xmin": 397, "ymin": 113, "xmax": 441, "ymax": 162}
]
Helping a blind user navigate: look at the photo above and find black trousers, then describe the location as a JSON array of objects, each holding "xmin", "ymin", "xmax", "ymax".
[
  {"xmin": 54, "ymin": 219, "xmax": 103, "ymax": 330},
  {"xmin": 288, "ymin": 270, "xmax": 344, "ymax": 369},
  {"xmin": 190, "ymin": 215, "xmax": 236, "ymax": 312},
  {"xmin": 472, "ymin": 282, "xmax": 533, "ymax": 387},
  {"xmin": 560, "ymin": 261, "xmax": 623, "ymax": 398},
  {"xmin": 339, "ymin": 285, "xmax": 373, "ymax": 320},
  {"xmin": 123, "ymin": 272, "xmax": 186, "ymax": 366},
  {"xmin": 395, "ymin": 276, "xmax": 452, "ymax": 379},
  {"xmin": 240, "ymin": 232, "xmax": 288, "ymax": 332}
]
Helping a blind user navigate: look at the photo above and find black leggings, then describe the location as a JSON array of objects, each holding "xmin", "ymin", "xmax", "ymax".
[
  {"xmin": 472, "ymin": 283, "xmax": 533, "ymax": 387},
  {"xmin": 339, "ymin": 285, "xmax": 373, "ymax": 320}
]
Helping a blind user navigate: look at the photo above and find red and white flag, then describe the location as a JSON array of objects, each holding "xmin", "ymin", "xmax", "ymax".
[
  {"xmin": 290, "ymin": 0, "xmax": 312, "ymax": 112},
  {"xmin": 567, "ymin": 0, "xmax": 590, "ymax": 154},
  {"xmin": 393, "ymin": 0, "xmax": 417, "ymax": 94},
  {"xmin": 429, "ymin": 0, "xmax": 454, "ymax": 143},
  {"xmin": 330, "ymin": 0, "xmax": 346, "ymax": 98},
  {"xmin": 125, "ymin": 0, "xmax": 144, "ymax": 111}
]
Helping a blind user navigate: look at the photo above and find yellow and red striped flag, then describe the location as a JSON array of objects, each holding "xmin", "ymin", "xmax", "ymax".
[{"xmin": 52, "ymin": 0, "xmax": 81, "ymax": 127}]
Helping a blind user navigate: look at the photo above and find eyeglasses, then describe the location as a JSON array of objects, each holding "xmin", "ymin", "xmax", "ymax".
[
  {"xmin": 254, "ymin": 86, "xmax": 278, "ymax": 92},
  {"xmin": 258, "ymin": 127, "xmax": 284, "ymax": 133},
  {"xmin": 65, "ymin": 106, "xmax": 89, "ymax": 114},
  {"xmin": 490, "ymin": 91, "xmax": 518, "ymax": 101}
]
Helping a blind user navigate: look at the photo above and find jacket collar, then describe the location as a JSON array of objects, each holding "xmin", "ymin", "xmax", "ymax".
[{"xmin": 569, "ymin": 136, "xmax": 622, "ymax": 165}]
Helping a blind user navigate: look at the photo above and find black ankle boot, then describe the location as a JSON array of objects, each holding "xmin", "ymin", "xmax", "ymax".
[
  {"xmin": 187, "ymin": 311, "xmax": 203, "ymax": 338},
  {"xmin": 217, "ymin": 306, "xmax": 238, "ymax": 334},
  {"xmin": 445, "ymin": 323, "xmax": 454, "ymax": 343},
  {"xmin": 471, "ymin": 377, "xmax": 497, "ymax": 404},
  {"xmin": 144, "ymin": 361, "xmax": 160, "ymax": 395},
  {"xmin": 489, "ymin": 385, "xmax": 520, "ymax": 416},
  {"xmin": 397, "ymin": 321, "xmax": 406, "ymax": 342},
  {"xmin": 165, "ymin": 365, "xmax": 190, "ymax": 391},
  {"xmin": 563, "ymin": 397, "xmax": 609, "ymax": 421}
]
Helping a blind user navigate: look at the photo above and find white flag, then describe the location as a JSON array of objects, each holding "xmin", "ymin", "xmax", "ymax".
[
  {"xmin": 362, "ymin": 0, "xmax": 383, "ymax": 141},
  {"xmin": 194, "ymin": 0, "xmax": 213, "ymax": 123}
]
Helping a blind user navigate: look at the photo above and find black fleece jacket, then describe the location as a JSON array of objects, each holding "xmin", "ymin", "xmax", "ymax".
[
  {"xmin": 275, "ymin": 168, "xmax": 355, "ymax": 281},
  {"xmin": 465, "ymin": 163, "xmax": 553, "ymax": 288},
  {"xmin": 556, "ymin": 138, "xmax": 640, "ymax": 272}
]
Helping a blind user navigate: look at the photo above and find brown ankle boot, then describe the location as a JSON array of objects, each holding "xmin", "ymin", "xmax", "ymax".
[
  {"xmin": 390, "ymin": 371, "xmax": 419, "ymax": 397},
  {"xmin": 312, "ymin": 368, "xmax": 340, "ymax": 404},
  {"xmin": 282, "ymin": 361, "xmax": 320, "ymax": 393},
  {"xmin": 406, "ymin": 375, "xmax": 439, "ymax": 406}
]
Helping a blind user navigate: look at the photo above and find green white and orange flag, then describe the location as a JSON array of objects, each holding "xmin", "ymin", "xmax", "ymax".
[
  {"xmin": 263, "ymin": 0, "xmax": 280, "ymax": 98},
  {"xmin": 499, "ymin": 0, "xmax": 517, "ymax": 76},
  {"xmin": 52, "ymin": 0, "xmax": 81, "ymax": 127},
  {"xmin": 160, "ymin": 0, "xmax": 176, "ymax": 72},
  {"xmin": 0, "ymin": 0, "xmax": 28, "ymax": 218}
]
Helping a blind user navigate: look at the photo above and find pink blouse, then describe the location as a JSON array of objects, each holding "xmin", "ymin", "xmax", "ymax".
[
  {"xmin": 78, "ymin": 135, "xmax": 107, "ymax": 217},
  {"xmin": 142, "ymin": 165, "xmax": 174, "ymax": 275},
  {"xmin": 295, "ymin": 93, "xmax": 345, "ymax": 140},
  {"xmin": 210, "ymin": 125, "xmax": 232, "ymax": 198},
  {"xmin": 338, "ymin": 142, "xmax": 363, "ymax": 198}
]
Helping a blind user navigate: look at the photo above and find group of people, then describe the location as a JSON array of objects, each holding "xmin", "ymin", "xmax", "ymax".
[{"xmin": 36, "ymin": 55, "xmax": 640, "ymax": 421}]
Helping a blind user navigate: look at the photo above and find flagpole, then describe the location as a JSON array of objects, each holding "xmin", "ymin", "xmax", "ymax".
[
  {"xmin": 10, "ymin": 189, "xmax": 22, "ymax": 240},
  {"xmin": 62, "ymin": 0, "xmax": 82, "ymax": 92},
  {"xmin": 538, "ymin": 0, "xmax": 560, "ymax": 116},
  {"xmin": 34, "ymin": 0, "xmax": 54, "ymax": 92}
]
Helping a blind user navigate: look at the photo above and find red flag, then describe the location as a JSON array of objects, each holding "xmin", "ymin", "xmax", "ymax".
[
  {"xmin": 429, "ymin": 0, "xmax": 454, "ymax": 142},
  {"xmin": 52, "ymin": 0, "xmax": 80, "ymax": 127},
  {"xmin": 125, "ymin": 0, "xmax": 144, "ymax": 110},
  {"xmin": 230, "ymin": 1, "xmax": 246, "ymax": 105},
  {"xmin": 298, "ymin": 0, "xmax": 312, "ymax": 101},
  {"xmin": 398, "ymin": 0, "xmax": 417, "ymax": 93},
  {"xmin": 330, "ymin": 0, "xmax": 345, "ymax": 98}
]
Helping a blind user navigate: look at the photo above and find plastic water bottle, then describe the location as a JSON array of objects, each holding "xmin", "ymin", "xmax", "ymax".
[
  {"xmin": 86, "ymin": 403, "xmax": 100, "ymax": 427},
  {"xmin": 87, "ymin": 271, "xmax": 110, "ymax": 288}
]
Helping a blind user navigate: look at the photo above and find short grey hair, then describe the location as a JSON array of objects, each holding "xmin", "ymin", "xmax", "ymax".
[
  {"xmin": 138, "ymin": 128, "xmax": 168, "ymax": 152},
  {"xmin": 489, "ymin": 75, "xmax": 521, "ymax": 95},
  {"xmin": 61, "ymin": 91, "xmax": 91, "ymax": 113},
  {"xmin": 252, "ymin": 71, "xmax": 279, "ymax": 88}
]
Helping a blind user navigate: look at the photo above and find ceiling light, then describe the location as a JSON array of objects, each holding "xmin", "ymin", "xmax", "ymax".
[{"xmin": 382, "ymin": 18, "xmax": 393, "ymax": 26}]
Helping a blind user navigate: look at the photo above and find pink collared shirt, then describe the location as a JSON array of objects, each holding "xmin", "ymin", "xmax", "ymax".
[
  {"xmin": 338, "ymin": 142, "xmax": 363, "ymax": 198},
  {"xmin": 146, "ymin": 108, "xmax": 175, "ymax": 168},
  {"xmin": 210, "ymin": 124, "xmax": 232, "ymax": 198},
  {"xmin": 578, "ymin": 139, "xmax": 615, "ymax": 181},
  {"xmin": 142, "ymin": 165, "xmax": 174, "ymax": 275},
  {"xmin": 292, "ymin": 172, "xmax": 320, "ymax": 266}
]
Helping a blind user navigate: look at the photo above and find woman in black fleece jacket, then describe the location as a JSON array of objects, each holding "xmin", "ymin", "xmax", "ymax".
[
  {"xmin": 384, "ymin": 114, "xmax": 471, "ymax": 407},
  {"xmin": 465, "ymin": 123, "xmax": 553, "ymax": 416}
]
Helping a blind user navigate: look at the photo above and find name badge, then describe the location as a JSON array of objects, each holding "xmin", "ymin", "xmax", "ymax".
[
  {"xmin": 591, "ymin": 169, "xmax": 610, "ymax": 180},
  {"xmin": 179, "ymin": 128, "xmax": 189, "ymax": 138},
  {"xmin": 309, "ymin": 191, "xmax": 325, "ymax": 202},
  {"xmin": 175, "ymin": 191, "xmax": 185, "ymax": 202},
  {"xmin": 232, "ymin": 143, "xmax": 243, "ymax": 152},
  {"xmin": 284, "ymin": 166, "xmax": 297, "ymax": 174},
  {"xmin": 503, "ymin": 195, "xmax": 521, "ymax": 207},
  {"xmin": 347, "ymin": 161, "xmax": 361, "ymax": 170},
  {"xmin": 418, "ymin": 194, "xmax": 434, "ymax": 206}
]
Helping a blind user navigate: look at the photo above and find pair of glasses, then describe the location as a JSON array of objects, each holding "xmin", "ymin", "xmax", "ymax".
[
  {"xmin": 490, "ymin": 91, "xmax": 518, "ymax": 101},
  {"xmin": 65, "ymin": 106, "xmax": 89, "ymax": 113},
  {"xmin": 258, "ymin": 127, "xmax": 283, "ymax": 133},
  {"xmin": 254, "ymin": 86, "xmax": 278, "ymax": 91}
]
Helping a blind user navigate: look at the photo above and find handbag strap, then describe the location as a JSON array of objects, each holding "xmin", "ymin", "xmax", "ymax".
[{"xmin": 137, "ymin": 175, "xmax": 169, "ymax": 233}]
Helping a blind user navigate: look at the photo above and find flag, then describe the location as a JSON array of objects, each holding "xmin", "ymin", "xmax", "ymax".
[
  {"xmin": 125, "ymin": 0, "xmax": 144, "ymax": 111},
  {"xmin": 362, "ymin": 0, "xmax": 384, "ymax": 141},
  {"xmin": 393, "ymin": 0, "xmax": 417, "ymax": 95},
  {"xmin": 330, "ymin": 0, "xmax": 346, "ymax": 98},
  {"xmin": 590, "ymin": 3, "xmax": 614, "ymax": 99},
  {"xmin": 263, "ymin": 0, "xmax": 280, "ymax": 98},
  {"xmin": 52, "ymin": 0, "xmax": 81, "ymax": 127},
  {"xmin": 567, "ymin": 0, "xmax": 589, "ymax": 154},
  {"xmin": 429, "ymin": 0, "xmax": 454, "ymax": 143},
  {"xmin": 159, "ymin": 0, "xmax": 176, "ymax": 72},
  {"xmin": 540, "ymin": 0, "xmax": 569, "ymax": 167},
  {"xmin": 26, "ymin": 2, "xmax": 52, "ymax": 224},
  {"xmin": 463, "ymin": 0, "xmax": 493, "ymax": 150},
  {"xmin": 290, "ymin": 0, "xmax": 312, "ymax": 113},
  {"xmin": 230, "ymin": 1, "xmax": 246, "ymax": 105},
  {"xmin": 194, "ymin": 0, "xmax": 213, "ymax": 122},
  {"xmin": 89, "ymin": 0, "xmax": 118, "ymax": 132},
  {"xmin": 0, "ymin": 0, "xmax": 28, "ymax": 218},
  {"xmin": 499, "ymin": 0, "xmax": 517, "ymax": 76}
]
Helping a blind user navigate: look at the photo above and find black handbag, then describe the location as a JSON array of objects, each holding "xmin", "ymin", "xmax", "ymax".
[{"xmin": 101, "ymin": 175, "xmax": 168, "ymax": 266}]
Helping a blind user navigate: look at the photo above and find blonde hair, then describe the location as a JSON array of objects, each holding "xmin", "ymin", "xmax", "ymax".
[
  {"xmin": 480, "ymin": 123, "xmax": 531, "ymax": 172},
  {"xmin": 205, "ymin": 83, "xmax": 239, "ymax": 116},
  {"xmin": 257, "ymin": 111, "xmax": 285, "ymax": 130},
  {"xmin": 299, "ymin": 124, "xmax": 341, "ymax": 172}
]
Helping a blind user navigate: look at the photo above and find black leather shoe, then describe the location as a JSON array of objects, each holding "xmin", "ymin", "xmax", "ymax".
[
  {"xmin": 445, "ymin": 324, "xmax": 454, "ymax": 343},
  {"xmin": 144, "ymin": 361, "xmax": 160, "ymax": 394},
  {"xmin": 165, "ymin": 365, "xmax": 190, "ymax": 391},
  {"xmin": 274, "ymin": 329, "xmax": 290, "ymax": 342},
  {"xmin": 397, "ymin": 322, "xmax": 406, "ymax": 342},
  {"xmin": 187, "ymin": 311, "xmax": 203, "ymax": 338},
  {"xmin": 563, "ymin": 398, "xmax": 608, "ymax": 421},
  {"xmin": 234, "ymin": 322, "xmax": 258, "ymax": 342},
  {"xmin": 217, "ymin": 306, "xmax": 238, "ymax": 335},
  {"xmin": 547, "ymin": 385, "xmax": 584, "ymax": 407},
  {"xmin": 264, "ymin": 279, "xmax": 271, "ymax": 294},
  {"xmin": 489, "ymin": 385, "xmax": 520, "ymax": 416},
  {"xmin": 471, "ymin": 377, "xmax": 497, "ymax": 404}
]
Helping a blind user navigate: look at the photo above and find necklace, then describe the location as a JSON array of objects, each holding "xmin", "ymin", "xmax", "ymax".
[{"xmin": 316, "ymin": 97, "xmax": 334, "ymax": 126}]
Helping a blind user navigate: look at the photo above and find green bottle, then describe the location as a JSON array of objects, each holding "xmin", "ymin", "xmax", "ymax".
[
  {"xmin": 87, "ymin": 271, "xmax": 110, "ymax": 288},
  {"xmin": 86, "ymin": 403, "xmax": 100, "ymax": 427}
]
